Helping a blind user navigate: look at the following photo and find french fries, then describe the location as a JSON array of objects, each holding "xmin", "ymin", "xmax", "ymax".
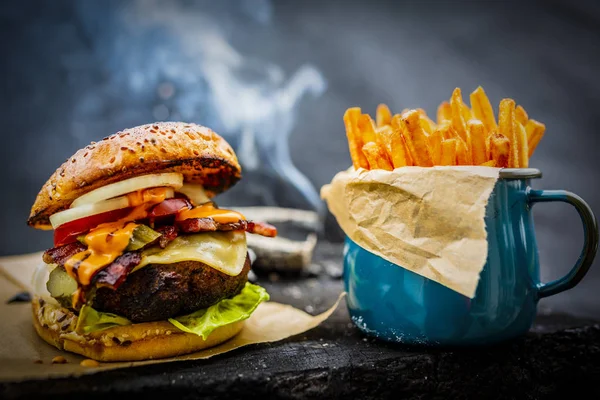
[
  {"xmin": 357, "ymin": 114, "xmax": 377, "ymax": 144},
  {"xmin": 436, "ymin": 120, "xmax": 454, "ymax": 140},
  {"xmin": 375, "ymin": 125, "xmax": 393, "ymax": 155},
  {"xmin": 440, "ymin": 138, "xmax": 457, "ymax": 166},
  {"xmin": 343, "ymin": 107, "xmax": 369, "ymax": 169},
  {"xmin": 480, "ymin": 160, "xmax": 497, "ymax": 167},
  {"xmin": 342, "ymin": 86, "xmax": 546, "ymax": 171},
  {"xmin": 468, "ymin": 120, "xmax": 487, "ymax": 165},
  {"xmin": 498, "ymin": 99, "xmax": 519, "ymax": 168},
  {"xmin": 402, "ymin": 110, "xmax": 433, "ymax": 167},
  {"xmin": 526, "ymin": 119, "xmax": 546, "ymax": 157},
  {"xmin": 450, "ymin": 88, "xmax": 468, "ymax": 143},
  {"xmin": 437, "ymin": 101, "xmax": 452, "ymax": 124},
  {"xmin": 376, "ymin": 103, "xmax": 392, "ymax": 127},
  {"xmin": 417, "ymin": 108, "xmax": 437, "ymax": 134},
  {"xmin": 515, "ymin": 105, "xmax": 529, "ymax": 126},
  {"xmin": 362, "ymin": 142, "xmax": 393, "ymax": 171},
  {"xmin": 456, "ymin": 138, "xmax": 472, "ymax": 165},
  {"xmin": 470, "ymin": 86, "xmax": 497, "ymax": 133},
  {"xmin": 428, "ymin": 129, "xmax": 443, "ymax": 165},
  {"xmin": 389, "ymin": 120, "xmax": 412, "ymax": 168},
  {"xmin": 516, "ymin": 122, "xmax": 529, "ymax": 168},
  {"xmin": 488, "ymin": 133, "xmax": 510, "ymax": 168}
]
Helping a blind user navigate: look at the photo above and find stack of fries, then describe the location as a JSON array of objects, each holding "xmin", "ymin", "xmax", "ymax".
[{"xmin": 343, "ymin": 86, "xmax": 546, "ymax": 170}]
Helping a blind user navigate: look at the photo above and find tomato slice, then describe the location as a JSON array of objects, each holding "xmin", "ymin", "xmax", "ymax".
[
  {"xmin": 53, "ymin": 207, "xmax": 133, "ymax": 247},
  {"xmin": 148, "ymin": 198, "xmax": 192, "ymax": 220}
]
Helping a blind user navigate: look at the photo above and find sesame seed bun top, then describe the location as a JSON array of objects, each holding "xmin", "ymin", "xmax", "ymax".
[{"xmin": 28, "ymin": 122, "xmax": 241, "ymax": 229}]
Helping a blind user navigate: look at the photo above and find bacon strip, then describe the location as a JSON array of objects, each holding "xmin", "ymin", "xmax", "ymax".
[
  {"xmin": 93, "ymin": 252, "xmax": 142, "ymax": 290},
  {"xmin": 177, "ymin": 218, "xmax": 247, "ymax": 233},
  {"xmin": 177, "ymin": 218, "xmax": 277, "ymax": 237},
  {"xmin": 247, "ymin": 221, "xmax": 278, "ymax": 237},
  {"xmin": 155, "ymin": 225, "xmax": 178, "ymax": 248},
  {"xmin": 42, "ymin": 241, "xmax": 86, "ymax": 265}
]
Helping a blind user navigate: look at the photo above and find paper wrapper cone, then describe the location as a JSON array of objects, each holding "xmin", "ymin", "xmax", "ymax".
[
  {"xmin": 0, "ymin": 253, "xmax": 343, "ymax": 382},
  {"xmin": 321, "ymin": 166, "xmax": 500, "ymax": 298}
]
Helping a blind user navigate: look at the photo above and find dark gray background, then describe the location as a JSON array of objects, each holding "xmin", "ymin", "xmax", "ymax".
[{"xmin": 1, "ymin": 0, "xmax": 599, "ymax": 317}]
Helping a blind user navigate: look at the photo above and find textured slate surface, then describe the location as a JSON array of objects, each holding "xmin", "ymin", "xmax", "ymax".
[{"xmin": 2, "ymin": 243, "xmax": 599, "ymax": 399}]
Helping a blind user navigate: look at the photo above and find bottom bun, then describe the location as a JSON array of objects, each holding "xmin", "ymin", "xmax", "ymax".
[{"xmin": 32, "ymin": 296, "xmax": 244, "ymax": 362}]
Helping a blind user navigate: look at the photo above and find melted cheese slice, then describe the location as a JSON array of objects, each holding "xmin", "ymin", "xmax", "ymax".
[{"xmin": 135, "ymin": 231, "xmax": 248, "ymax": 276}]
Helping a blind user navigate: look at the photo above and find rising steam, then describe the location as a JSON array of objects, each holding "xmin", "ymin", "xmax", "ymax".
[{"xmin": 72, "ymin": 0, "xmax": 326, "ymax": 214}]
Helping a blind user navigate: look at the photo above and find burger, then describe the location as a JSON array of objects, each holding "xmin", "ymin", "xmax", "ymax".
[{"xmin": 27, "ymin": 122, "xmax": 277, "ymax": 362}]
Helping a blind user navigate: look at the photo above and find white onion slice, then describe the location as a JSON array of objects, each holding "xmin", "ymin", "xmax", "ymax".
[
  {"xmin": 71, "ymin": 172, "xmax": 183, "ymax": 208},
  {"xmin": 177, "ymin": 183, "xmax": 210, "ymax": 205},
  {"xmin": 31, "ymin": 262, "xmax": 55, "ymax": 297},
  {"xmin": 50, "ymin": 187, "xmax": 176, "ymax": 229},
  {"xmin": 50, "ymin": 196, "xmax": 131, "ymax": 228}
]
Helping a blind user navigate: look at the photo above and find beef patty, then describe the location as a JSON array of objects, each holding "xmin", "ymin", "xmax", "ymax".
[{"xmin": 92, "ymin": 256, "xmax": 251, "ymax": 323}]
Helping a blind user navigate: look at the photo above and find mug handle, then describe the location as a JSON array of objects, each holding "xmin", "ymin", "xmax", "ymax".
[{"xmin": 528, "ymin": 189, "xmax": 599, "ymax": 298}]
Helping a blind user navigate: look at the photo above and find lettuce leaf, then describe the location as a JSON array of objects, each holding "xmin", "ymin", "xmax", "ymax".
[
  {"xmin": 76, "ymin": 305, "xmax": 131, "ymax": 334},
  {"xmin": 75, "ymin": 282, "xmax": 268, "ymax": 338},
  {"xmin": 168, "ymin": 282, "xmax": 269, "ymax": 340}
]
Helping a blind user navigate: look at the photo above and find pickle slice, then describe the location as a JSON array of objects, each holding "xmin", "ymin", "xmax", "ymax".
[
  {"xmin": 126, "ymin": 225, "xmax": 161, "ymax": 251},
  {"xmin": 46, "ymin": 266, "xmax": 77, "ymax": 307}
]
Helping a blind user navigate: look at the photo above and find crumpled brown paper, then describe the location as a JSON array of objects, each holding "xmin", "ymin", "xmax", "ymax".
[
  {"xmin": 0, "ymin": 253, "xmax": 343, "ymax": 382},
  {"xmin": 321, "ymin": 166, "xmax": 500, "ymax": 298}
]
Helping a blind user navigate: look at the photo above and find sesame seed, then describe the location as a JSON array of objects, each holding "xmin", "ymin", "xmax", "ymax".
[{"xmin": 80, "ymin": 359, "xmax": 100, "ymax": 368}]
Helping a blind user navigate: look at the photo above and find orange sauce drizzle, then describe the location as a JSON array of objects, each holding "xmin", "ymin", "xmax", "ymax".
[
  {"xmin": 64, "ymin": 221, "xmax": 138, "ymax": 286},
  {"xmin": 64, "ymin": 187, "xmax": 171, "ymax": 290},
  {"xmin": 176, "ymin": 202, "xmax": 246, "ymax": 224},
  {"xmin": 126, "ymin": 187, "xmax": 171, "ymax": 207}
]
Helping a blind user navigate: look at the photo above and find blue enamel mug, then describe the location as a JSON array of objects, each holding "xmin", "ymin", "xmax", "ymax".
[{"xmin": 343, "ymin": 168, "xmax": 599, "ymax": 346}]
